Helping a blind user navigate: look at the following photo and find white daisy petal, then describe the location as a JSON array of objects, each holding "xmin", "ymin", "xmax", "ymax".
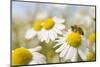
[
  {"xmin": 55, "ymin": 40, "xmax": 61, "ymax": 43},
  {"xmin": 54, "ymin": 28, "xmax": 62, "ymax": 34},
  {"xmin": 42, "ymin": 31, "xmax": 49, "ymax": 43},
  {"xmin": 52, "ymin": 30, "xmax": 57, "ymax": 39},
  {"xmin": 53, "ymin": 42, "xmax": 62, "ymax": 48},
  {"xmin": 29, "ymin": 46, "xmax": 42, "ymax": 52},
  {"xmin": 38, "ymin": 31, "xmax": 43, "ymax": 41},
  {"xmin": 53, "ymin": 16, "xmax": 65, "ymax": 23},
  {"xmin": 56, "ymin": 44, "xmax": 66, "ymax": 53},
  {"xmin": 78, "ymin": 50, "xmax": 86, "ymax": 60},
  {"xmin": 78, "ymin": 38, "xmax": 88, "ymax": 60},
  {"xmin": 87, "ymin": 42, "xmax": 92, "ymax": 51},
  {"xmin": 32, "ymin": 52, "xmax": 46, "ymax": 64},
  {"xmin": 55, "ymin": 37, "xmax": 65, "ymax": 44},
  {"xmin": 25, "ymin": 29, "xmax": 36, "ymax": 39},
  {"xmin": 55, "ymin": 24, "xmax": 65, "ymax": 30},
  {"xmin": 49, "ymin": 30, "xmax": 55, "ymax": 41},
  {"xmin": 57, "ymin": 37, "xmax": 65, "ymax": 40},
  {"xmin": 78, "ymin": 48, "xmax": 89, "ymax": 61},
  {"xmin": 46, "ymin": 32, "xmax": 49, "ymax": 41},
  {"xmin": 29, "ymin": 60, "xmax": 38, "ymax": 64},
  {"xmin": 64, "ymin": 46, "xmax": 75, "ymax": 60},
  {"xmin": 39, "ymin": 31, "xmax": 44, "ymax": 40},
  {"xmin": 59, "ymin": 45, "xmax": 70, "ymax": 58},
  {"xmin": 43, "ymin": 31, "xmax": 48, "ymax": 41},
  {"xmin": 40, "ymin": 32, "xmax": 46, "ymax": 42},
  {"xmin": 71, "ymin": 48, "xmax": 78, "ymax": 62}
]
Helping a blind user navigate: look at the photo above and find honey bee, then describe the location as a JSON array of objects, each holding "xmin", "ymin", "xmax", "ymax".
[{"xmin": 71, "ymin": 25, "xmax": 84, "ymax": 35}]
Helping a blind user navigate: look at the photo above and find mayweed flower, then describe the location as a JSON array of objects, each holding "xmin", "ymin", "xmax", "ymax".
[
  {"xmin": 38, "ymin": 17, "xmax": 65, "ymax": 43},
  {"xmin": 88, "ymin": 33, "xmax": 96, "ymax": 52},
  {"xmin": 25, "ymin": 16, "xmax": 65, "ymax": 43},
  {"xmin": 25, "ymin": 19, "xmax": 43, "ymax": 40},
  {"xmin": 12, "ymin": 46, "xmax": 46, "ymax": 66},
  {"xmin": 86, "ymin": 50, "xmax": 95, "ymax": 61},
  {"xmin": 54, "ymin": 25, "xmax": 89, "ymax": 62}
]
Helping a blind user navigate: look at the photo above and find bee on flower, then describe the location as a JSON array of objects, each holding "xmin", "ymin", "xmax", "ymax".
[{"xmin": 54, "ymin": 25, "xmax": 91, "ymax": 62}]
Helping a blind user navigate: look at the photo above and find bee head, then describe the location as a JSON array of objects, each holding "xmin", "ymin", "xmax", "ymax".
[{"xmin": 71, "ymin": 25, "xmax": 84, "ymax": 35}]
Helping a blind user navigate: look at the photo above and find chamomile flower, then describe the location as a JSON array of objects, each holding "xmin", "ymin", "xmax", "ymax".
[
  {"xmin": 25, "ymin": 11, "xmax": 48, "ymax": 40},
  {"xmin": 86, "ymin": 49, "xmax": 95, "ymax": 61},
  {"xmin": 12, "ymin": 46, "xmax": 46, "ymax": 66},
  {"xmin": 88, "ymin": 33, "xmax": 96, "ymax": 53},
  {"xmin": 54, "ymin": 28, "xmax": 89, "ymax": 62},
  {"xmin": 38, "ymin": 16, "xmax": 65, "ymax": 43},
  {"xmin": 25, "ymin": 16, "xmax": 65, "ymax": 43},
  {"xmin": 25, "ymin": 19, "xmax": 43, "ymax": 40}
]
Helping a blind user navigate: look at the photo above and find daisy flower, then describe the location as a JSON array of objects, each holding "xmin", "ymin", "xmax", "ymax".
[
  {"xmin": 25, "ymin": 19, "xmax": 43, "ymax": 40},
  {"xmin": 54, "ymin": 26, "xmax": 89, "ymax": 62},
  {"xmin": 25, "ymin": 16, "xmax": 65, "ymax": 43},
  {"xmin": 38, "ymin": 16, "xmax": 65, "ymax": 43},
  {"xmin": 25, "ymin": 11, "xmax": 48, "ymax": 40},
  {"xmin": 88, "ymin": 33, "xmax": 96, "ymax": 52},
  {"xmin": 86, "ymin": 33, "xmax": 96, "ymax": 61},
  {"xmin": 12, "ymin": 46, "xmax": 46, "ymax": 66}
]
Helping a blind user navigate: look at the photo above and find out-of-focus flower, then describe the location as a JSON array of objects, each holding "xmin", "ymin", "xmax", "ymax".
[
  {"xmin": 86, "ymin": 49, "xmax": 95, "ymax": 61},
  {"xmin": 25, "ymin": 19, "xmax": 43, "ymax": 40},
  {"xmin": 25, "ymin": 16, "xmax": 65, "ymax": 43},
  {"xmin": 12, "ymin": 46, "xmax": 46, "ymax": 66},
  {"xmin": 74, "ymin": 9, "xmax": 95, "ymax": 28},
  {"xmin": 54, "ymin": 28, "xmax": 89, "ymax": 62},
  {"xmin": 88, "ymin": 33, "xmax": 96, "ymax": 53}
]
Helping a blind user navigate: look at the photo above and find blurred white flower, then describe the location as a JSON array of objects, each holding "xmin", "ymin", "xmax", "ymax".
[
  {"xmin": 54, "ymin": 30, "xmax": 89, "ymax": 62},
  {"xmin": 12, "ymin": 46, "xmax": 46, "ymax": 66},
  {"xmin": 86, "ymin": 48, "xmax": 95, "ymax": 61},
  {"xmin": 80, "ymin": 15, "xmax": 94, "ymax": 27},
  {"xmin": 87, "ymin": 33, "xmax": 96, "ymax": 53},
  {"xmin": 38, "ymin": 16, "xmax": 65, "ymax": 43},
  {"xmin": 25, "ymin": 19, "xmax": 43, "ymax": 40},
  {"xmin": 74, "ymin": 9, "xmax": 94, "ymax": 28}
]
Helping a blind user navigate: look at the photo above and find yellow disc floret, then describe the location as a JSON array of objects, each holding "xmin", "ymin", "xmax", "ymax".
[
  {"xmin": 43, "ymin": 18, "xmax": 55, "ymax": 30},
  {"xmin": 67, "ymin": 32, "xmax": 81, "ymax": 48},
  {"xmin": 88, "ymin": 33, "xmax": 95, "ymax": 44},
  {"xmin": 87, "ymin": 52, "xmax": 94, "ymax": 61},
  {"xmin": 33, "ymin": 20, "xmax": 42, "ymax": 31},
  {"xmin": 12, "ymin": 48, "xmax": 32, "ymax": 65}
]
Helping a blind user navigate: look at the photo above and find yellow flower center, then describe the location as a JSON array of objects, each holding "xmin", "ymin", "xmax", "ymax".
[
  {"xmin": 43, "ymin": 18, "xmax": 55, "ymax": 30},
  {"xmin": 33, "ymin": 20, "xmax": 42, "ymax": 31},
  {"xmin": 12, "ymin": 48, "xmax": 32, "ymax": 65},
  {"xmin": 67, "ymin": 32, "xmax": 81, "ymax": 48},
  {"xmin": 87, "ymin": 52, "xmax": 94, "ymax": 61},
  {"xmin": 88, "ymin": 33, "xmax": 95, "ymax": 44}
]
